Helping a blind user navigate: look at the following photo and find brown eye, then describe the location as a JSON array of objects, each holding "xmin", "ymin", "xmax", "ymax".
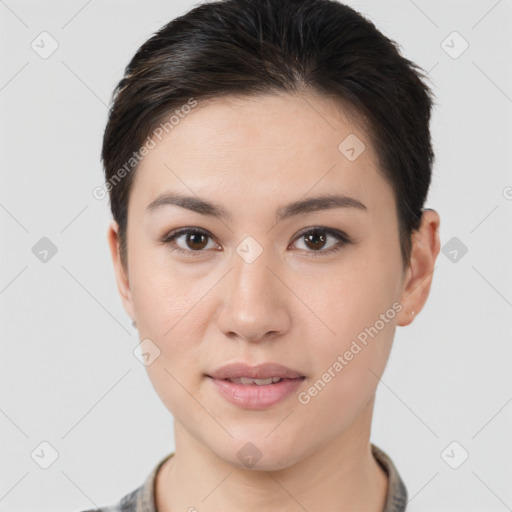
[
  {"xmin": 303, "ymin": 230, "xmax": 328, "ymax": 251},
  {"xmin": 161, "ymin": 228, "xmax": 218, "ymax": 256},
  {"xmin": 291, "ymin": 227, "xmax": 350, "ymax": 258},
  {"xmin": 184, "ymin": 231, "xmax": 209, "ymax": 250}
]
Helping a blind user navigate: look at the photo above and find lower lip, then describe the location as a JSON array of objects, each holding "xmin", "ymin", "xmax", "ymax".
[{"xmin": 207, "ymin": 376, "xmax": 305, "ymax": 410}]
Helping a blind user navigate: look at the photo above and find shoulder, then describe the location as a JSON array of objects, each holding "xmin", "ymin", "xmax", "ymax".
[
  {"xmin": 75, "ymin": 485, "xmax": 142, "ymax": 512},
  {"xmin": 74, "ymin": 452, "xmax": 174, "ymax": 512},
  {"xmin": 371, "ymin": 443, "xmax": 408, "ymax": 512}
]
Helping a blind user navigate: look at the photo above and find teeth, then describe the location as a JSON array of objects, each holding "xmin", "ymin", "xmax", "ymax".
[{"xmin": 228, "ymin": 377, "xmax": 283, "ymax": 385}]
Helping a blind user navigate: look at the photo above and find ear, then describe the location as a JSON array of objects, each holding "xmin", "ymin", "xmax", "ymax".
[
  {"xmin": 396, "ymin": 209, "xmax": 441, "ymax": 327},
  {"xmin": 107, "ymin": 220, "xmax": 136, "ymax": 323}
]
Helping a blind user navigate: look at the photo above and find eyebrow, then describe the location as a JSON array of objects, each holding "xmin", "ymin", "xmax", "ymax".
[{"xmin": 146, "ymin": 192, "xmax": 367, "ymax": 223}]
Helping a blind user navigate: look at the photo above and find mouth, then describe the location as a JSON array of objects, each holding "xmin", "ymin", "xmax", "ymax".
[
  {"xmin": 207, "ymin": 376, "xmax": 306, "ymax": 385},
  {"xmin": 206, "ymin": 375, "xmax": 306, "ymax": 410},
  {"xmin": 206, "ymin": 361, "xmax": 306, "ymax": 381},
  {"xmin": 205, "ymin": 363, "xmax": 306, "ymax": 410}
]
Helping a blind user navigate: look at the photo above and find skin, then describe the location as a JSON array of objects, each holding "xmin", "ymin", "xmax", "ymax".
[{"xmin": 107, "ymin": 91, "xmax": 440, "ymax": 511}]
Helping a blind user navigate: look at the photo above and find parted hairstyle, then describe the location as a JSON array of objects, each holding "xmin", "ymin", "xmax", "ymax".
[{"xmin": 101, "ymin": 0, "xmax": 436, "ymax": 271}]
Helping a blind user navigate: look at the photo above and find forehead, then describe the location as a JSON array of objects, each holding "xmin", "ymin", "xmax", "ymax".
[{"xmin": 132, "ymin": 92, "xmax": 393, "ymax": 219}]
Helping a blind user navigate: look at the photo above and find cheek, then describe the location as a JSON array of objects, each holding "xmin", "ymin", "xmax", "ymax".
[
  {"xmin": 309, "ymin": 251, "xmax": 400, "ymax": 349},
  {"xmin": 129, "ymin": 243, "xmax": 206, "ymax": 336},
  {"xmin": 131, "ymin": 271, "xmax": 206, "ymax": 360},
  {"xmin": 133, "ymin": 270, "xmax": 208, "ymax": 417},
  {"xmin": 297, "ymin": 313, "xmax": 395, "ymax": 436},
  {"xmin": 297, "ymin": 249, "xmax": 401, "ymax": 415},
  {"xmin": 128, "ymin": 250, "xmax": 219, "ymax": 379}
]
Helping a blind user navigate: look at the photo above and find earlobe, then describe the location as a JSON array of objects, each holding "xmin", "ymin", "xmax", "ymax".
[
  {"xmin": 107, "ymin": 220, "xmax": 136, "ymax": 321},
  {"xmin": 396, "ymin": 209, "xmax": 441, "ymax": 327}
]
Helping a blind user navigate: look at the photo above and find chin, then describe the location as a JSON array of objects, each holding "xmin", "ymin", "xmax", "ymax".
[{"xmin": 211, "ymin": 436, "xmax": 303, "ymax": 472}]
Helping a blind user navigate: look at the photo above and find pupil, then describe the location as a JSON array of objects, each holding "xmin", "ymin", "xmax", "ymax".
[
  {"xmin": 305, "ymin": 231, "xmax": 326, "ymax": 250},
  {"xmin": 188, "ymin": 233, "xmax": 207, "ymax": 250}
]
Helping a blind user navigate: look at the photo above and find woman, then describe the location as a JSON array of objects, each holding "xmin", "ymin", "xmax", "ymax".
[{"xmin": 86, "ymin": 0, "xmax": 441, "ymax": 510}]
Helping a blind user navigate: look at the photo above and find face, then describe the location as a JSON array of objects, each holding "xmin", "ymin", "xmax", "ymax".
[{"xmin": 108, "ymin": 92, "xmax": 438, "ymax": 470}]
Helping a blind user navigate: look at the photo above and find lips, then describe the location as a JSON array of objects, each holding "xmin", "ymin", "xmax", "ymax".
[
  {"xmin": 206, "ymin": 362, "xmax": 306, "ymax": 381},
  {"xmin": 206, "ymin": 363, "xmax": 306, "ymax": 409},
  {"xmin": 228, "ymin": 376, "xmax": 284, "ymax": 385}
]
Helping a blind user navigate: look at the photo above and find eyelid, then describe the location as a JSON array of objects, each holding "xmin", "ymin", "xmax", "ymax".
[
  {"xmin": 288, "ymin": 227, "xmax": 351, "ymax": 257},
  {"xmin": 291, "ymin": 226, "xmax": 351, "ymax": 245},
  {"xmin": 159, "ymin": 227, "xmax": 220, "ymax": 256}
]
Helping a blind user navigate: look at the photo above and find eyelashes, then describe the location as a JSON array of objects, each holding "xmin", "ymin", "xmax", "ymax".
[
  {"xmin": 289, "ymin": 227, "xmax": 351, "ymax": 257},
  {"xmin": 160, "ymin": 227, "xmax": 219, "ymax": 256},
  {"xmin": 159, "ymin": 226, "xmax": 351, "ymax": 258}
]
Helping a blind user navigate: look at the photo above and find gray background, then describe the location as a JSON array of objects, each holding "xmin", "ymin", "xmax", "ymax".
[{"xmin": 1, "ymin": 0, "xmax": 511, "ymax": 511}]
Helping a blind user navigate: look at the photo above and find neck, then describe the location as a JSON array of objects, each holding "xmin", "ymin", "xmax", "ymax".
[{"xmin": 156, "ymin": 398, "xmax": 388, "ymax": 512}]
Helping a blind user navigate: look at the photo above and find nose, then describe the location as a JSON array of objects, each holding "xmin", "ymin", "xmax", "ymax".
[{"xmin": 216, "ymin": 246, "xmax": 291, "ymax": 343}]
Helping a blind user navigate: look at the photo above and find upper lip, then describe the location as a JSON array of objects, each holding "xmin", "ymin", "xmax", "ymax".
[{"xmin": 206, "ymin": 362, "xmax": 305, "ymax": 380}]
